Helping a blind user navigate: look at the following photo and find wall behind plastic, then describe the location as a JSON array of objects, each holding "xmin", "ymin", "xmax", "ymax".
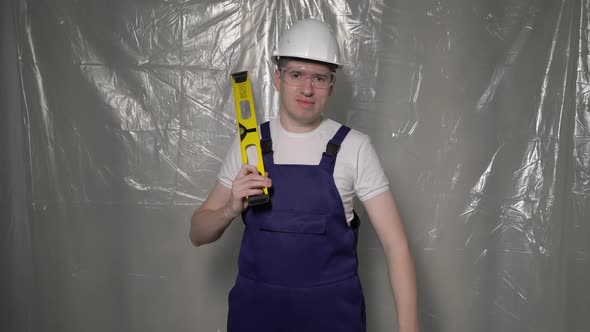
[{"xmin": 7, "ymin": 0, "xmax": 590, "ymax": 331}]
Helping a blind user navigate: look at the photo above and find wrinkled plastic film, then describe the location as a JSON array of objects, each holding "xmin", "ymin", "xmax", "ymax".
[{"xmin": 6, "ymin": 0, "xmax": 589, "ymax": 331}]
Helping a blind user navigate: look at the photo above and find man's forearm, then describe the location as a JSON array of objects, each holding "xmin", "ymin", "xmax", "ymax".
[
  {"xmin": 386, "ymin": 245, "xmax": 419, "ymax": 332},
  {"xmin": 189, "ymin": 206, "xmax": 235, "ymax": 246},
  {"xmin": 362, "ymin": 191, "xmax": 419, "ymax": 331}
]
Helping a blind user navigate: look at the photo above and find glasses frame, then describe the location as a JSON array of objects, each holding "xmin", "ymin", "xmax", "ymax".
[{"xmin": 278, "ymin": 67, "xmax": 335, "ymax": 89}]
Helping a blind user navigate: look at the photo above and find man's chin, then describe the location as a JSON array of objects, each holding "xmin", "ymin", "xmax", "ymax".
[
  {"xmin": 297, "ymin": 115, "xmax": 323, "ymax": 126},
  {"xmin": 281, "ymin": 107, "xmax": 323, "ymax": 127},
  {"xmin": 294, "ymin": 109, "xmax": 321, "ymax": 122}
]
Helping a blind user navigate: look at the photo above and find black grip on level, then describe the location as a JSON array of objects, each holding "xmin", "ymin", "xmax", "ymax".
[
  {"xmin": 231, "ymin": 71, "xmax": 248, "ymax": 83},
  {"xmin": 248, "ymin": 193, "xmax": 269, "ymax": 206}
]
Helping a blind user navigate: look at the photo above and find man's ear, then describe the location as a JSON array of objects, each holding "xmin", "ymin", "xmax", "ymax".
[
  {"xmin": 273, "ymin": 69, "xmax": 281, "ymax": 91},
  {"xmin": 328, "ymin": 76, "xmax": 335, "ymax": 96}
]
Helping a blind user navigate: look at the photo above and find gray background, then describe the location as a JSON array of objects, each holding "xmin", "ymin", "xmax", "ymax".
[{"xmin": 2, "ymin": 0, "xmax": 589, "ymax": 331}]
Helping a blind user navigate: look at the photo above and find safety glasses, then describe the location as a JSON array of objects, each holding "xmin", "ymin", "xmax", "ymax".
[{"xmin": 279, "ymin": 67, "xmax": 335, "ymax": 89}]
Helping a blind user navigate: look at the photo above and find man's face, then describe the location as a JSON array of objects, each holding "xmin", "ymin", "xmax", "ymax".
[{"xmin": 274, "ymin": 60, "xmax": 335, "ymax": 129}]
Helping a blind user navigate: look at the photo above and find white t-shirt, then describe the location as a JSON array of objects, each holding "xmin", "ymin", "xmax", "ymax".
[{"xmin": 218, "ymin": 117, "xmax": 390, "ymax": 223}]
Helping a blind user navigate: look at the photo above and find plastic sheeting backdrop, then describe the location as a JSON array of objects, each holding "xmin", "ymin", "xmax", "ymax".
[{"xmin": 5, "ymin": 0, "xmax": 590, "ymax": 331}]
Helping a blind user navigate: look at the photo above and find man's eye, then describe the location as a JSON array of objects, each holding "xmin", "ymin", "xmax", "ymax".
[
  {"xmin": 289, "ymin": 72, "xmax": 301, "ymax": 79},
  {"xmin": 314, "ymin": 75, "xmax": 328, "ymax": 82}
]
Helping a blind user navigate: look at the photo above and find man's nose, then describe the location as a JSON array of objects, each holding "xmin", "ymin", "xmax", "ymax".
[{"xmin": 300, "ymin": 76, "xmax": 314, "ymax": 95}]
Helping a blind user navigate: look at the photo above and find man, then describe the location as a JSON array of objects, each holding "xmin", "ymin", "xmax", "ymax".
[{"xmin": 190, "ymin": 18, "xmax": 418, "ymax": 332}]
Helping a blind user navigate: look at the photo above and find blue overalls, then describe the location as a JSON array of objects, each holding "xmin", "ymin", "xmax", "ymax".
[{"xmin": 227, "ymin": 121, "xmax": 366, "ymax": 332}]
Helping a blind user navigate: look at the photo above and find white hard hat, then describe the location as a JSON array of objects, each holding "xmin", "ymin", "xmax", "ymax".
[{"xmin": 272, "ymin": 18, "xmax": 341, "ymax": 67}]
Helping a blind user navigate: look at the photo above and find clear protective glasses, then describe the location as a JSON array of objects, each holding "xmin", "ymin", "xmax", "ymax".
[{"xmin": 279, "ymin": 66, "xmax": 335, "ymax": 89}]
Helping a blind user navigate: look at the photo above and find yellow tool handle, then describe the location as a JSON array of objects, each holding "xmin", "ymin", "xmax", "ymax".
[{"xmin": 230, "ymin": 71, "xmax": 269, "ymax": 206}]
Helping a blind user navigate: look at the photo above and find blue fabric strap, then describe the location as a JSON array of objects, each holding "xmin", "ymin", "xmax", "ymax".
[
  {"xmin": 320, "ymin": 125, "xmax": 351, "ymax": 170},
  {"xmin": 259, "ymin": 121, "xmax": 274, "ymax": 164}
]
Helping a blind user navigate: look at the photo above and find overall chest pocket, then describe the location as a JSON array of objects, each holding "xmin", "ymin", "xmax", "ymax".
[{"xmin": 258, "ymin": 212, "xmax": 327, "ymax": 235}]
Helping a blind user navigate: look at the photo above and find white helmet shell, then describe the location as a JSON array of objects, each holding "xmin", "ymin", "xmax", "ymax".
[{"xmin": 272, "ymin": 18, "xmax": 341, "ymax": 67}]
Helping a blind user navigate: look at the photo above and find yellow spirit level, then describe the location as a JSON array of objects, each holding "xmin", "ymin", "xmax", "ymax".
[{"xmin": 230, "ymin": 71, "xmax": 269, "ymax": 206}]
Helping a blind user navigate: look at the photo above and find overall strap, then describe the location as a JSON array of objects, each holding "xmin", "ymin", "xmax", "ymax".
[
  {"xmin": 259, "ymin": 121, "xmax": 274, "ymax": 165},
  {"xmin": 319, "ymin": 125, "xmax": 351, "ymax": 171}
]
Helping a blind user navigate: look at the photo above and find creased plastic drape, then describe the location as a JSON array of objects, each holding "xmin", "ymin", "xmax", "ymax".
[{"xmin": 4, "ymin": 0, "xmax": 589, "ymax": 331}]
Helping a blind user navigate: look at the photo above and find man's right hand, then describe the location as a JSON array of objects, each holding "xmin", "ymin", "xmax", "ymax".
[{"xmin": 223, "ymin": 164, "xmax": 272, "ymax": 219}]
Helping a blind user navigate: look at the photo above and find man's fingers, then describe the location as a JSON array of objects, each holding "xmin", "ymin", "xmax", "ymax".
[
  {"xmin": 244, "ymin": 164, "xmax": 260, "ymax": 174},
  {"xmin": 238, "ymin": 164, "xmax": 271, "ymax": 178},
  {"xmin": 232, "ymin": 165, "xmax": 271, "ymax": 201},
  {"xmin": 233, "ymin": 180, "xmax": 270, "ymax": 193},
  {"xmin": 245, "ymin": 189, "xmax": 265, "ymax": 196},
  {"xmin": 235, "ymin": 169, "xmax": 271, "ymax": 186},
  {"xmin": 232, "ymin": 188, "xmax": 264, "ymax": 202},
  {"xmin": 237, "ymin": 164, "xmax": 258, "ymax": 177}
]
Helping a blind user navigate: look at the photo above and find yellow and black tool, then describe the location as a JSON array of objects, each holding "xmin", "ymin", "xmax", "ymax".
[{"xmin": 230, "ymin": 71, "xmax": 269, "ymax": 206}]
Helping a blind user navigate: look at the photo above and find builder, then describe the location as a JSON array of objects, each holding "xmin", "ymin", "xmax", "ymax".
[{"xmin": 190, "ymin": 18, "xmax": 419, "ymax": 332}]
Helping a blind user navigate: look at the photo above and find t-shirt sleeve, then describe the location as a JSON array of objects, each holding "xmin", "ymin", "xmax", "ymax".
[
  {"xmin": 217, "ymin": 135, "xmax": 242, "ymax": 189},
  {"xmin": 354, "ymin": 135, "xmax": 390, "ymax": 201}
]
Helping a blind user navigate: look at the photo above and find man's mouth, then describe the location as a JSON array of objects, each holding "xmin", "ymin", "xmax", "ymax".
[{"xmin": 296, "ymin": 99, "xmax": 314, "ymax": 106}]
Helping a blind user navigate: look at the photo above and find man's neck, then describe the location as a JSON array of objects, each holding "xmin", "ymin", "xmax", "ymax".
[{"xmin": 279, "ymin": 114, "xmax": 323, "ymax": 134}]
